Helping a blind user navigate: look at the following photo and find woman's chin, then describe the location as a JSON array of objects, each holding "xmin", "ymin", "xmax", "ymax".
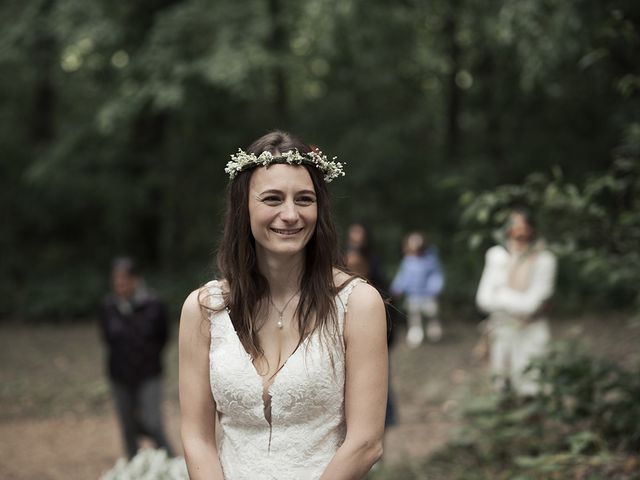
[{"xmin": 256, "ymin": 241, "xmax": 307, "ymax": 258}]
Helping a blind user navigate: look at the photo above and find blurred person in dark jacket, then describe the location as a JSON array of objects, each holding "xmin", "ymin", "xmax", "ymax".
[{"xmin": 100, "ymin": 257, "xmax": 173, "ymax": 459}]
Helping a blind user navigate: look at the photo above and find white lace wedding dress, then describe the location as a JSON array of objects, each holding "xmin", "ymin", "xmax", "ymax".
[{"xmin": 205, "ymin": 279, "xmax": 362, "ymax": 480}]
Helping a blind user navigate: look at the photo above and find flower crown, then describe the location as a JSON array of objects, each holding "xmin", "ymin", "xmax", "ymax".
[{"xmin": 224, "ymin": 148, "xmax": 345, "ymax": 182}]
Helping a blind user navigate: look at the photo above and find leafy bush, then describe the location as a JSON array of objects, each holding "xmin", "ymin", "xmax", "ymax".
[
  {"xmin": 371, "ymin": 341, "xmax": 640, "ymax": 480},
  {"xmin": 531, "ymin": 342, "xmax": 640, "ymax": 452},
  {"xmin": 16, "ymin": 268, "xmax": 106, "ymax": 321},
  {"xmin": 459, "ymin": 124, "xmax": 640, "ymax": 315},
  {"xmin": 452, "ymin": 341, "xmax": 640, "ymax": 479},
  {"xmin": 1, "ymin": 264, "xmax": 208, "ymax": 322}
]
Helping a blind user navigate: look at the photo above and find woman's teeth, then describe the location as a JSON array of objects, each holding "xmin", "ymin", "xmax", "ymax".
[{"xmin": 272, "ymin": 228, "xmax": 302, "ymax": 235}]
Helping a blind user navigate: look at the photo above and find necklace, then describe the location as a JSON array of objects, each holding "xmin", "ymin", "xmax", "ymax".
[{"xmin": 269, "ymin": 291, "xmax": 299, "ymax": 329}]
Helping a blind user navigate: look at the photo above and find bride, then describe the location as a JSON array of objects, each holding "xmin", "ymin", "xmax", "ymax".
[{"xmin": 179, "ymin": 131, "xmax": 388, "ymax": 479}]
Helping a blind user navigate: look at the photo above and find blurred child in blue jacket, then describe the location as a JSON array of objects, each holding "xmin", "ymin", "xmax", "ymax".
[{"xmin": 391, "ymin": 232, "xmax": 445, "ymax": 347}]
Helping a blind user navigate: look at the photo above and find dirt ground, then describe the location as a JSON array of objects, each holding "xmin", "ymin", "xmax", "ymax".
[{"xmin": 0, "ymin": 314, "xmax": 637, "ymax": 480}]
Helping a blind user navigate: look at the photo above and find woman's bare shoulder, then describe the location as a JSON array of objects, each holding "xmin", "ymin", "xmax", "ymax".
[
  {"xmin": 180, "ymin": 279, "xmax": 226, "ymax": 334},
  {"xmin": 183, "ymin": 288, "xmax": 203, "ymax": 315},
  {"xmin": 179, "ymin": 289, "xmax": 208, "ymax": 339},
  {"xmin": 348, "ymin": 281, "xmax": 384, "ymax": 311},
  {"xmin": 343, "ymin": 281, "xmax": 385, "ymax": 345}
]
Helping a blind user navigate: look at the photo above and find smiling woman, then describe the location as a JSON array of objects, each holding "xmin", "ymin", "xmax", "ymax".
[
  {"xmin": 248, "ymin": 164, "xmax": 318, "ymax": 258},
  {"xmin": 178, "ymin": 131, "xmax": 388, "ymax": 480}
]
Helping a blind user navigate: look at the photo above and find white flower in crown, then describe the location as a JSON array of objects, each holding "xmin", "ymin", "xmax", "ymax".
[{"xmin": 225, "ymin": 148, "xmax": 345, "ymax": 182}]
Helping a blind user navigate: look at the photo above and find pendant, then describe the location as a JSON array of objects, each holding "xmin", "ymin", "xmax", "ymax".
[{"xmin": 277, "ymin": 315, "xmax": 284, "ymax": 329}]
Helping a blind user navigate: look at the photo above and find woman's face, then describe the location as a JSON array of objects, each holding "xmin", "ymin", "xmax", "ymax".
[
  {"xmin": 508, "ymin": 213, "xmax": 533, "ymax": 244},
  {"xmin": 248, "ymin": 164, "xmax": 318, "ymax": 259},
  {"xmin": 111, "ymin": 269, "xmax": 138, "ymax": 299},
  {"xmin": 347, "ymin": 224, "xmax": 366, "ymax": 247}
]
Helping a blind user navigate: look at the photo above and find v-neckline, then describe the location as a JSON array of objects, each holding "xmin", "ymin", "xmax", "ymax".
[
  {"xmin": 223, "ymin": 307, "xmax": 308, "ymax": 393},
  {"xmin": 217, "ymin": 277, "xmax": 359, "ymax": 395}
]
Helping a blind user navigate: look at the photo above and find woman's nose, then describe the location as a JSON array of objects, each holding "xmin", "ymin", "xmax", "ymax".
[{"xmin": 280, "ymin": 200, "xmax": 300, "ymax": 222}]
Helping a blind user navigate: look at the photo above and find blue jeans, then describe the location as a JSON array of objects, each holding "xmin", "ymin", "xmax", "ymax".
[{"xmin": 111, "ymin": 376, "xmax": 173, "ymax": 459}]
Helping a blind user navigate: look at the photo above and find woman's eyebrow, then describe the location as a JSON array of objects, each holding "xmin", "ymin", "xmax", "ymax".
[
  {"xmin": 258, "ymin": 189, "xmax": 284, "ymax": 196},
  {"xmin": 257, "ymin": 188, "xmax": 316, "ymax": 196}
]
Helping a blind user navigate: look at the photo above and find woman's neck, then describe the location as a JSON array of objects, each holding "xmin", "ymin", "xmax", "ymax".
[
  {"xmin": 256, "ymin": 251, "xmax": 305, "ymax": 299},
  {"xmin": 508, "ymin": 238, "xmax": 531, "ymax": 255}
]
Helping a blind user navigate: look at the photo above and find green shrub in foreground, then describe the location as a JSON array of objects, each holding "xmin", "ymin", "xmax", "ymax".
[
  {"xmin": 372, "ymin": 341, "xmax": 640, "ymax": 480},
  {"xmin": 454, "ymin": 341, "xmax": 640, "ymax": 479}
]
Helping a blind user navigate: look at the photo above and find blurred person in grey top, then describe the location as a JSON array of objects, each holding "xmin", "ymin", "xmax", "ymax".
[
  {"xmin": 475, "ymin": 209, "xmax": 557, "ymax": 396},
  {"xmin": 100, "ymin": 257, "xmax": 173, "ymax": 459}
]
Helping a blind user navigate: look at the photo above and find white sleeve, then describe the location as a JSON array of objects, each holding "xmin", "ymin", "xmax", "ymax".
[
  {"xmin": 495, "ymin": 251, "xmax": 557, "ymax": 317},
  {"xmin": 475, "ymin": 247, "xmax": 508, "ymax": 314}
]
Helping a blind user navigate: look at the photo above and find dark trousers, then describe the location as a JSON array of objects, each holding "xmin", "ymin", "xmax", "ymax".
[
  {"xmin": 385, "ymin": 363, "xmax": 397, "ymax": 428},
  {"xmin": 111, "ymin": 376, "xmax": 173, "ymax": 459}
]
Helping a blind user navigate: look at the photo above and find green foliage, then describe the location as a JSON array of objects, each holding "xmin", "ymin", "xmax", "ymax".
[
  {"xmin": 370, "ymin": 342, "xmax": 640, "ymax": 480},
  {"xmin": 17, "ymin": 268, "xmax": 106, "ymax": 320},
  {"xmin": 1, "ymin": 0, "xmax": 639, "ymax": 319},
  {"xmin": 459, "ymin": 125, "xmax": 640, "ymax": 312},
  {"xmin": 531, "ymin": 342, "xmax": 640, "ymax": 451},
  {"xmin": 449, "ymin": 342, "xmax": 640, "ymax": 478}
]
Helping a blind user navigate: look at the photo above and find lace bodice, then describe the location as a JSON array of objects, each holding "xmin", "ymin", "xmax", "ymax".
[{"xmin": 206, "ymin": 279, "xmax": 362, "ymax": 480}]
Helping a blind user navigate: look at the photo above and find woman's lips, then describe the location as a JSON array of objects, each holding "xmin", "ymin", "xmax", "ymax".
[{"xmin": 271, "ymin": 227, "xmax": 304, "ymax": 235}]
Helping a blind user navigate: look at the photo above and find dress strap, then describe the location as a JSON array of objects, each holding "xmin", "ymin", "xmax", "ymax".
[
  {"xmin": 200, "ymin": 280, "xmax": 223, "ymax": 306},
  {"xmin": 202, "ymin": 280, "xmax": 234, "ymax": 344},
  {"xmin": 336, "ymin": 277, "xmax": 366, "ymax": 318}
]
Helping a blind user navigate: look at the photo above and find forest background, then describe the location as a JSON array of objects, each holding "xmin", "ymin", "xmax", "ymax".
[
  {"xmin": 1, "ymin": 0, "xmax": 638, "ymax": 321},
  {"xmin": 1, "ymin": 1, "xmax": 640, "ymax": 478}
]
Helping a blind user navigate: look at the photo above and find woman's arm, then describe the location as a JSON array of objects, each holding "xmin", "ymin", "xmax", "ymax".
[
  {"xmin": 476, "ymin": 246, "xmax": 507, "ymax": 313},
  {"xmin": 320, "ymin": 282, "xmax": 388, "ymax": 480},
  {"xmin": 425, "ymin": 252, "xmax": 445, "ymax": 297},
  {"xmin": 492, "ymin": 251, "xmax": 557, "ymax": 318},
  {"xmin": 179, "ymin": 289, "xmax": 225, "ymax": 480}
]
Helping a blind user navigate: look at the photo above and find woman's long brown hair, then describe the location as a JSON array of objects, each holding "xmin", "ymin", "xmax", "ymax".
[{"xmin": 201, "ymin": 131, "xmax": 347, "ymax": 363}]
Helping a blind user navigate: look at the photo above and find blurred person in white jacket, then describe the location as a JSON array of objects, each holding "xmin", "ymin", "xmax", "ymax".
[{"xmin": 475, "ymin": 209, "xmax": 557, "ymax": 395}]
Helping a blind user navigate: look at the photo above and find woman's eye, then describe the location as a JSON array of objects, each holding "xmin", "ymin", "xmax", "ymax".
[
  {"xmin": 262, "ymin": 196, "xmax": 282, "ymax": 205},
  {"xmin": 296, "ymin": 196, "xmax": 316, "ymax": 205}
]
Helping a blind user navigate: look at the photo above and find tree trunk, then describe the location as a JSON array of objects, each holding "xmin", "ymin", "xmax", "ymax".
[
  {"xmin": 130, "ymin": 111, "xmax": 168, "ymax": 267},
  {"xmin": 268, "ymin": 0, "xmax": 289, "ymax": 126},
  {"xmin": 30, "ymin": 0, "xmax": 56, "ymax": 146},
  {"xmin": 444, "ymin": 0, "xmax": 461, "ymax": 163}
]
